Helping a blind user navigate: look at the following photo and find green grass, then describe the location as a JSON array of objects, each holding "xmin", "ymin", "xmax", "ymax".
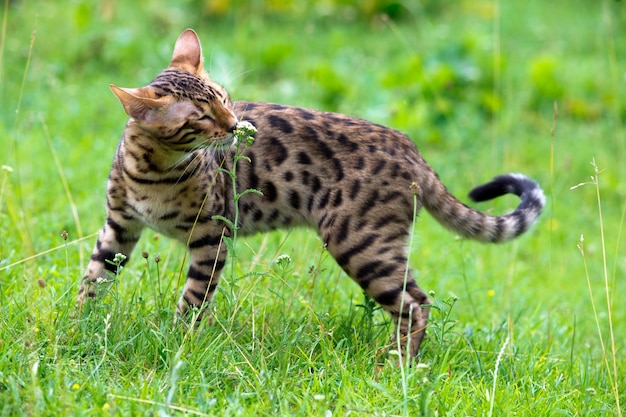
[{"xmin": 1, "ymin": 0, "xmax": 624, "ymax": 415}]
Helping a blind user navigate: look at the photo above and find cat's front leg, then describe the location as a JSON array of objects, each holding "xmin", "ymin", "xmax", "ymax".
[
  {"xmin": 77, "ymin": 217, "xmax": 143, "ymax": 305},
  {"xmin": 177, "ymin": 231, "xmax": 229, "ymax": 323}
]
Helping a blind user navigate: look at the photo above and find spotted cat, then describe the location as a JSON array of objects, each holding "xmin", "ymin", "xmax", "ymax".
[{"xmin": 78, "ymin": 29, "xmax": 544, "ymax": 359}]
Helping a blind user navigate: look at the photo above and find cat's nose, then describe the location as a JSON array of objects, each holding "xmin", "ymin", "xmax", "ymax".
[{"xmin": 228, "ymin": 123, "xmax": 237, "ymax": 133}]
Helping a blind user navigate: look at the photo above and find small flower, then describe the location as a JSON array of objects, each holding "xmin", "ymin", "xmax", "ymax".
[
  {"xmin": 235, "ymin": 120, "xmax": 257, "ymax": 135},
  {"xmin": 60, "ymin": 230, "xmax": 69, "ymax": 240},
  {"xmin": 1, "ymin": 165, "xmax": 13, "ymax": 173},
  {"xmin": 71, "ymin": 383, "xmax": 80, "ymax": 391},
  {"xmin": 487, "ymin": 289, "xmax": 495, "ymax": 298},
  {"xmin": 141, "ymin": 251, "xmax": 149, "ymax": 259},
  {"xmin": 113, "ymin": 253, "xmax": 127, "ymax": 264},
  {"xmin": 234, "ymin": 120, "xmax": 257, "ymax": 146},
  {"xmin": 275, "ymin": 254, "xmax": 292, "ymax": 268}
]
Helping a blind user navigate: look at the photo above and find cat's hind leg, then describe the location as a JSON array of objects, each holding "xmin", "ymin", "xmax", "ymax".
[{"xmin": 322, "ymin": 215, "xmax": 431, "ymax": 360}]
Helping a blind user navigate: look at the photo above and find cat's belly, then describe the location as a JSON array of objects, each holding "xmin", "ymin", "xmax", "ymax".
[{"xmin": 129, "ymin": 198, "xmax": 202, "ymax": 242}]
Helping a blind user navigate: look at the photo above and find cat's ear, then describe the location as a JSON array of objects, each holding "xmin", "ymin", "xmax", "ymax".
[
  {"xmin": 110, "ymin": 84, "xmax": 172, "ymax": 121},
  {"xmin": 169, "ymin": 29, "xmax": 204, "ymax": 76}
]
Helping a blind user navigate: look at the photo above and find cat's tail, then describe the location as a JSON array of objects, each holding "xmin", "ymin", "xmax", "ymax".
[{"xmin": 421, "ymin": 172, "xmax": 545, "ymax": 243}]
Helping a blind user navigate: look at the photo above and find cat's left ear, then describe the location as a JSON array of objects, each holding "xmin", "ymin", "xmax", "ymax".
[
  {"xmin": 169, "ymin": 28, "xmax": 205, "ymax": 76},
  {"xmin": 110, "ymin": 84, "xmax": 172, "ymax": 121}
]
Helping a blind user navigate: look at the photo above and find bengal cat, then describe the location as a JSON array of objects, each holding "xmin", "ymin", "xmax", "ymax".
[{"xmin": 78, "ymin": 29, "xmax": 544, "ymax": 360}]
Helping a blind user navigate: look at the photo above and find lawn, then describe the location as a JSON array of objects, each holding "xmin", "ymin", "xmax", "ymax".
[{"xmin": 0, "ymin": 0, "xmax": 624, "ymax": 415}]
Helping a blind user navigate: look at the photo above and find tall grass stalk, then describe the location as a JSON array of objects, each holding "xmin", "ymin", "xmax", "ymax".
[
  {"xmin": 573, "ymin": 161, "xmax": 622, "ymax": 416},
  {"xmin": 0, "ymin": 164, "xmax": 12, "ymax": 210},
  {"xmin": 549, "ymin": 101, "xmax": 557, "ymax": 292},
  {"xmin": 61, "ymin": 230, "xmax": 69, "ymax": 282},
  {"xmin": 212, "ymin": 121, "xmax": 260, "ymax": 248},
  {"xmin": 164, "ymin": 350, "xmax": 184, "ymax": 412},
  {"xmin": 488, "ymin": 334, "xmax": 509, "ymax": 417},
  {"xmin": 395, "ymin": 181, "xmax": 421, "ymax": 416},
  {"xmin": 3, "ymin": 24, "xmax": 37, "ymax": 254},
  {"xmin": 0, "ymin": 232, "xmax": 97, "ymax": 272},
  {"xmin": 92, "ymin": 313, "xmax": 112, "ymax": 377},
  {"xmin": 40, "ymin": 116, "xmax": 85, "ymax": 266}
]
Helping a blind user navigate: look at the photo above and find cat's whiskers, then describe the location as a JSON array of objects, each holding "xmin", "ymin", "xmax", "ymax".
[
  {"xmin": 162, "ymin": 149, "xmax": 204, "ymax": 186},
  {"xmin": 163, "ymin": 135, "xmax": 233, "ymax": 186}
]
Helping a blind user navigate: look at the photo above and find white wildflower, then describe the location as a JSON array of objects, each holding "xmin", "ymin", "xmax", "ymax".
[{"xmin": 233, "ymin": 120, "xmax": 257, "ymax": 146}]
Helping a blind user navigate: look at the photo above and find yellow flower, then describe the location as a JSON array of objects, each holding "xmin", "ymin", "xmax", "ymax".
[
  {"xmin": 72, "ymin": 383, "xmax": 80, "ymax": 391},
  {"xmin": 487, "ymin": 290, "xmax": 495, "ymax": 298}
]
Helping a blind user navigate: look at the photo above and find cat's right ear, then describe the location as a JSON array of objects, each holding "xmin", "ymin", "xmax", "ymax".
[
  {"xmin": 110, "ymin": 84, "xmax": 172, "ymax": 121},
  {"xmin": 169, "ymin": 29, "xmax": 204, "ymax": 76}
]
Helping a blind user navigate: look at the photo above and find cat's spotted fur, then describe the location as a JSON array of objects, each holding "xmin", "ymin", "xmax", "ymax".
[{"xmin": 78, "ymin": 29, "xmax": 545, "ymax": 359}]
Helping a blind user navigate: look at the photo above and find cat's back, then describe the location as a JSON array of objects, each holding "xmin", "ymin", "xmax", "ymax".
[
  {"xmin": 233, "ymin": 101, "xmax": 425, "ymax": 177},
  {"xmin": 228, "ymin": 101, "xmax": 429, "ymax": 235}
]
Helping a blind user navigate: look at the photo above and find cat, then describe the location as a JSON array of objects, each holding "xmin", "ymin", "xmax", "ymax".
[{"xmin": 77, "ymin": 29, "xmax": 544, "ymax": 360}]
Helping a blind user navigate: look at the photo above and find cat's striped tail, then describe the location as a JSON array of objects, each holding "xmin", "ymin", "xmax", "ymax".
[{"xmin": 422, "ymin": 173, "xmax": 545, "ymax": 243}]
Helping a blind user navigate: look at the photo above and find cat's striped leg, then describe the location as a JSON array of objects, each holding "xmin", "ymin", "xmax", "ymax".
[
  {"xmin": 356, "ymin": 257, "xmax": 430, "ymax": 360},
  {"xmin": 323, "ymin": 216, "xmax": 430, "ymax": 360},
  {"xmin": 77, "ymin": 217, "xmax": 143, "ymax": 304},
  {"xmin": 384, "ymin": 268, "xmax": 431, "ymax": 360},
  {"xmin": 177, "ymin": 233, "xmax": 228, "ymax": 322}
]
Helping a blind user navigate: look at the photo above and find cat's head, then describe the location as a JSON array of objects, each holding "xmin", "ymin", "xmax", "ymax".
[{"xmin": 111, "ymin": 29, "xmax": 238, "ymax": 152}]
